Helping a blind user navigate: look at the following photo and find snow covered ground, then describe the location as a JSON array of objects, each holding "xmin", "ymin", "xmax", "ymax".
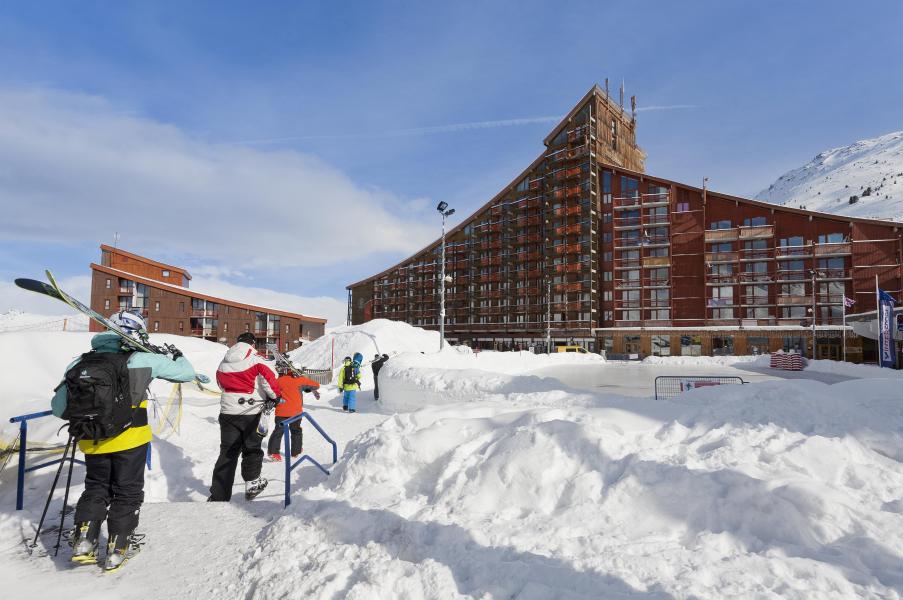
[
  {"xmin": 0, "ymin": 309, "xmax": 88, "ymax": 333},
  {"xmin": 1, "ymin": 323, "xmax": 902, "ymax": 599}
]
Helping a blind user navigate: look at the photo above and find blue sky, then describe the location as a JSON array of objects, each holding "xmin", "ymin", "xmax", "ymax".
[{"xmin": 1, "ymin": 1, "xmax": 901, "ymax": 324}]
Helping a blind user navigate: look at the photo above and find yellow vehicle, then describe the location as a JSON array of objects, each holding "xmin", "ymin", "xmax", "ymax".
[{"xmin": 556, "ymin": 345, "xmax": 588, "ymax": 354}]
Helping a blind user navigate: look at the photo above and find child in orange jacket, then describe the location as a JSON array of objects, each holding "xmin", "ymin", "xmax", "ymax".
[{"xmin": 267, "ymin": 365, "xmax": 321, "ymax": 461}]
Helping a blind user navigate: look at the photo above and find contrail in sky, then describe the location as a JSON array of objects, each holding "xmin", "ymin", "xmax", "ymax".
[{"xmin": 235, "ymin": 105, "xmax": 698, "ymax": 145}]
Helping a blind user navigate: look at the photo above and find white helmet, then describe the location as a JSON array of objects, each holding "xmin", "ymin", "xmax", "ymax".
[{"xmin": 110, "ymin": 309, "xmax": 147, "ymax": 335}]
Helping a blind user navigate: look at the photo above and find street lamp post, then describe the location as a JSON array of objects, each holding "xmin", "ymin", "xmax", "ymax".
[{"xmin": 437, "ymin": 202, "xmax": 455, "ymax": 351}]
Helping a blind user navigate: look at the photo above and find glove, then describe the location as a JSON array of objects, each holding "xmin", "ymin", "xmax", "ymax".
[
  {"xmin": 170, "ymin": 348, "xmax": 184, "ymax": 361},
  {"xmin": 313, "ymin": 390, "xmax": 320, "ymax": 400}
]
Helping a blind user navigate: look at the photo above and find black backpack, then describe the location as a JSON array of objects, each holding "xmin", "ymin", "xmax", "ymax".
[
  {"xmin": 343, "ymin": 364, "xmax": 360, "ymax": 386},
  {"xmin": 62, "ymin": 350, "xmax": 135, "ymax": 443}
]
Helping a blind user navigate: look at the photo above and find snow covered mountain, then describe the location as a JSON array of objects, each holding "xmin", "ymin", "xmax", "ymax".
[{"xmin": 756, "ymin": 131, "xmax": 903, "ymax": 221}]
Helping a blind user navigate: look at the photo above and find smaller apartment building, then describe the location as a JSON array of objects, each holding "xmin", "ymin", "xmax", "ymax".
[{"xmin": 90, "ymin": 245, "xmax": 326, "ymax": 352}]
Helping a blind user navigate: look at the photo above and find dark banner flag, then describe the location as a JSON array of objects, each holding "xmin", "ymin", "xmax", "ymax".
[{"xmin": 878, "ymin": 289, "xmax": 896, "ymax": 368}]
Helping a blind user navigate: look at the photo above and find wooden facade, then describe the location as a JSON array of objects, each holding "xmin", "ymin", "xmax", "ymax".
[
  {"xmin": 347, "ymin": 84, "xmax": 903, "ymax": 361},
  {"xmin": 90, "ymin": 247, "xmax": 326, "ymax": 352}
]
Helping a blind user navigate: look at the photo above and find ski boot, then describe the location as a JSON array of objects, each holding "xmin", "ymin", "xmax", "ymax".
[
  {"xmin": 104, "ymin": 532, "xmax": 144, "ymax": 573},
  {"xmin": 70, "ymin": 520, "xmax": 101, "ymax": 565},
  {"xmin": 245, "ymin": 477, "xmax": 268, "ymax": 500}
]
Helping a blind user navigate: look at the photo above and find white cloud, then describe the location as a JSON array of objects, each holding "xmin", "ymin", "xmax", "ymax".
[
  {"xmin": 0, "ymin": 87, "xmax": 437, "ymax": 269},
  {"xmin": 189, "ymin": 276, "xmax": 347, "ymax": 327}
]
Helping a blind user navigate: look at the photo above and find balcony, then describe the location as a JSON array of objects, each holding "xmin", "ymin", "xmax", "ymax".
[
  {"xmin": 646, "ymin": 278, "xmax": 670, "ymax": 288},
  {"xmin": 704, "ymin": 228, "xmax": 739, "ymax": 242},
  {"xmin": 776, "ymin": 245, "xmax": 812, "ymax": 258},
  {"xmin": 613, "ymin": 196, "xmax": 642, "ymax": 210},
  {"xmin": 553, "ymin": 205, "xmax": 583, "ymax": 217},
  {"xmin": 776, "ymin": 294, "xmax": 809, "ymax": 305},
  {"xmin": 552, "ymin": 243, "xmax": 584, "ymax": 255},
  {"xmin": 190, "ymin": 310, "xmax": 218, "ymax": 319},
  {"xmin": 741, "ymin": 296, "xmax": 771, "ymax": 306},
  {"xmin": 554, "ymin": 224, "xmax": 583, "ymax": 236},
  {"xmin": 479, "ymin": 241, "xmax": 502, "ymax": 251},
  {"xmin": 643, "ymin": 214, "xmax": 670, "ymax": 226},
  {"xmin": 553, "ymin": 166, "xmax": 583, "ymax": 181},
  {"xmin": 479, "ymin": 257, "xmax": 502, "ymax": 267},
  {"xmin": 554, "ymin": 282, "xmax": 587, "ymax": 293},
  {"xmin": 514, "ymin": 234, "xmax": 542, "ymax": 246},
  {"xmin": 739, "ymin": 250, "xmax": 773, "ymax": 261},
  {"xmin": 615, "ymin": 279, "xmax": 642, "ymax": 289},
  {"xmin": 552, "ymin": 301, "xmax": 584, "ymax": 312},
  {"xmin": 515, "ymin": 216, "xmax": 542, "ymax": 227},
  {"xmin": 705, "ymin": 252, "xmax": 738, "ymax": 263},
  {"xmin": 190, "ymin": 328, "xmax": 218, "ymax": 337},
  {"xmin": 548, "ymin": 146, "xmax": 590, "ymax": 163},
  {"xmin": 643, "ymin": 256, "xmax": 670, "ymax": 268},
  {"xmin": 812, "ymin": 242, "xmax": 851, "ymax": 257},
  {"xmin": 706, "ymin": 275, "xmax": 737, "ymax": 284},
  {"xmin": 613, "ymin": 216, "xmax": 643, "ymax": 230},
  {"xmin": 738, "ymin": 272, "xmax": 772, "ymax": 282},
  {"xmin": 615, "ymin": 259, "xmax": 642, "ymax": 270},
  {"xmin": 776, "ymin": 269, "xmax": 808, "ymax": 282},
  {"xmin": 554, "ymin": 262, "xmax": 584, "ymax": 274},
  {"xmin": 738, "ymin": 225, "xmax": 775, "ymax": 240},
  {"xmin": 642, "ymin": 192, "xmax": 670, "ymax": 206}
]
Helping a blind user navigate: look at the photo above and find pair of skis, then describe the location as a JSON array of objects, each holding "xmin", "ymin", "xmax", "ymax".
[{"xmin": 14, "ymin": 271, "xmax": 211, "ymax": 386}]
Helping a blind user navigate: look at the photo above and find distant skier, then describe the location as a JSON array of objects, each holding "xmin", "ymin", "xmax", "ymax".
[
  {"xmin": 267, "ymin": 364, "xmax": 321, "ymax": 461},
  {"xmin": 338, "ymin": 355, "xmax": 361, "ymax": 412},
  {"xmin": 208, "ymin": 332, "xmax": 282, "ymax": 502},
  {"xmin": 371, "ymin": 353, "xmax": 389, "ymax": 401},
  {"xmin": 52, "ymin": 310, "xmax": 197, "ymax": 571}
]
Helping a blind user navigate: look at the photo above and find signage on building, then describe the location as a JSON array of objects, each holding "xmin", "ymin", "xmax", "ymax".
[{"xmin": 878, "ymin": 289, "xmax": 896, "ymax": 368}]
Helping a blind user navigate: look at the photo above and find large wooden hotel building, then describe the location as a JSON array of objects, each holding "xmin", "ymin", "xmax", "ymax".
[
  {"xmin": 346, "ymin": 84, "xmax": 903, "ymax": 362},
  {"xmin": 90, "ymin": 245, "xmax": 326, "ymax": 352}
]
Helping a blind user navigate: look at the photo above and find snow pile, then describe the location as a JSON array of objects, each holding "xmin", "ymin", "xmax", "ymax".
[
  {"xmin": 805, "ymin": 358, "xmax": 903, "ymax": 379},
  {"xmin": 239, "ymin": 378, "xmax": 903, "ymax": 599},
  {"xmin": 757, "ymin": 130, "xmax": 903, "ymax": 221},
  {"xmin": 0, "ymin": 309, "xmax": 88, "ymax": 333},
  {"xmin": 378, "ymin": 348, "xmax": 605, "ymax": 411},
  {"xmin": 0, "ymin": 332, "xmax": 227, "ymax": 446},
  {"xmin": 288, "ymin": 318, "xmax": 441, "ymax": 370},
  {"xmin": 641, "ymin": 354, "xmax": 763, "ymax": 367}
]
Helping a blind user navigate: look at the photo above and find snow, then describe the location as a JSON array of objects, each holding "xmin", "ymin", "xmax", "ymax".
[
  {"xmin": 0, "ymin": 309, "xmax": 88, "ymax": 333},
  {"xmin": 1, "ymin": 322, "xmax": 902, "ymax": 599},
  {"xmin": 757, "ymin": 130, "xmax": 903, "ymax": 221}
]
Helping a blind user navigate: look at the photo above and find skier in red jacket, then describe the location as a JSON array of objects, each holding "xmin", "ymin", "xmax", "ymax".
[
  {"xmin": 208, "ymin": 332, "xmax": 282, "ymax": 501},
  {"xmin": 267, "ymin": 364, "xmax": 321, "ymax": 461}
]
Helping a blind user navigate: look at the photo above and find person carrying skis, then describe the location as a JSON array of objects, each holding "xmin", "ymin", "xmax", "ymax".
[
  {"xmin": 338, "ymin": 355, "xmax": 361, "ymax": 412},
  {"xmin": 266, "ymin": 364, "xmax": 321, "ymax": 461},
  {"xmin": 371, "ymin": 353, "xmax": 389, "ymax": 401},
  {"xmin": 52, "ymin": 309, "xmax": 197, "ymax": 571},
  {"xmin": 208, "ymin": 332, "xmax": 282, "ymax": 502}
]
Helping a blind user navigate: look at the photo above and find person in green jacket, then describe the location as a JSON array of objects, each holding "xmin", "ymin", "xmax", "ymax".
[
  {"xmin": 51, "ymin": 310, "xmax": 196, "ymax": 571},
  {"xmin": 337, "ymin": 356, "xmax": 361, "ymax": 412}
]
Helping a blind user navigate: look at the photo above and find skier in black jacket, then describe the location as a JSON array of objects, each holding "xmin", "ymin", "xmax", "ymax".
[{"xmin": 371, "ymin": 353, "xmax": 389, "ymax": 401}]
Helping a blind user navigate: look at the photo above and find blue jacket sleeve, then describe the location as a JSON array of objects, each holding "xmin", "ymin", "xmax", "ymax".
[
  {"xmin": 50, "ymin": 356, "xmax": 81, "ymax": 417},
  {"xmin": 129, "ymin": 353, "xmax": 197, "ymax": 383}
]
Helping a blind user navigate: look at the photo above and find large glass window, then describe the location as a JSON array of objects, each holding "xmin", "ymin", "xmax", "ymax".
[
  {"xmin": 747, "ymin": 336, "xmax": 769, "ymax": 354},
  {"xmin": 742, "ymin": 216, "xmax": 767, "ymax": 227},
  {"xmin": 709, "ymin": 220, "xmax": 732, "ymax": 230},
  {"xmin": 713, "ymin": 336, "xmax": 734, "ymax": 356},
  {"xmin": 681, "ymin": 335, "xmax": 702, "ymax": 357},
  {"xmin": 708, "ymin": 242, "xmax": 732, "ymax": 252},
  {"xmin": 779, "ymin": 236, "xmax": 805, "ymax": 247},
  {"xmin": 652, "ymin": 335, "xmax": 671, "ymax": 356},
  {"xmin": 817, "ymin": 233, "xmax": 846, "ymax": 244}
]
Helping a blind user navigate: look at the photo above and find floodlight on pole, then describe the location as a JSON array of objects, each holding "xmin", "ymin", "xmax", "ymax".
[{"xmin": 437, "ymin": 203, "xmax": 454, "ymax": 350}]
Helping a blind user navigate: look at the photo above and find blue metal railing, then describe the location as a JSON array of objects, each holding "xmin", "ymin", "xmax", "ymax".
[
  {"xmin": 9, "ymin": 410, "xmax": 153, "ymax": 510},
  {"xmin": 282, "ymin": 412, "xmax": 337, "ymax": 507}
]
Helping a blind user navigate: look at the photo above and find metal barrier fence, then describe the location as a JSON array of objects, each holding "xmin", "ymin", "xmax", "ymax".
[
  {"xmin": 281, "ymin": 411, "xmax": 337, "ymax": 507},
  {"xmin": 301, "ymin": 369, "xmax": 334, "ymax": 385},
  {"xmin": 654, "ymin": 376, "xmax": 747, "ymax": 401},
  {"xmin": 8, "ymin": 410, "xmax": 152, "ymax": 510}
]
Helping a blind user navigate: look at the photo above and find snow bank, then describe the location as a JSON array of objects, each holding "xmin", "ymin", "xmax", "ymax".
[
  {"xmin": 288, "ymin": 318, "xmax": 441, "ymax": 370},
  {"xmin": 805, "ymin": 358, "xmax": 903, "ymax": 379},
  {"xmin": 378, "ymin": 348, "xmax": 606, "ymax": 411},
  {"xmin": 241, "ymin": 378, "xmax": 903, "ymax": 599},
  {"xmin": 0, "ymin": 331, "xmax": 227, "ymax": 445},
  {"xmin": 641, "ymin": 354, "xmax": 764, "ymax": 366}
]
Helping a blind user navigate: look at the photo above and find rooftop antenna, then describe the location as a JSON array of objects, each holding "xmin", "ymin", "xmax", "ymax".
[
  {"xmin": 605, "ymin": 78, "xmax": 610, "ymax": 101},
  {"xmin": 619, "ymin": 79, "xmax": 625, "ymax": 110},
  {"xmin": 631, "ymin": 95, "xmax": 637, "ymax": 122},
  {"xmin": 113, "ymin": 232, "xmax": 120, "ymax": 248}
]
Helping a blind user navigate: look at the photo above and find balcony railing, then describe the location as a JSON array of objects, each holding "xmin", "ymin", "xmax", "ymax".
[
  {"xmin": 553, "ymin": 205, "xmax": 583, "ymax": 217},
  {"xmin": 704, "ymin": 228, "xmax": 739, "ymax": 242},
  {"xmin": 738, "ymin": 225, "xmax": 775, "ymax": 240},
  {"xmin": 705, "ymin": 252, "xmax": 738, "ymax": 263},
  {"xmin": 613, "ymin": 195, "xmax": 641, "ymax": 210},
  {"xmin": 776, "ymin": 294, "xmax": 809, "ymax": 305},
  {"xmin": 813, "ymin": 242, "xmax": 852, "ymax": 256},
  {"xmin": 776, "ymin": 245, "xmax": 812, "ymax": 258}
]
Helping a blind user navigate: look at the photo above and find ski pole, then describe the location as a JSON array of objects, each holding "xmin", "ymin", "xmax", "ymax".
[
  {"xmin": 31, "ymin": 435, "xmax": 73, "ymax": 549},
  {"xmin": 54, "ymin": 438, "xmax": 77, "ymax": 556}
]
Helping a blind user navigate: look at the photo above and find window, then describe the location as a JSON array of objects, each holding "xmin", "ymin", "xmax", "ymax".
[
  {"xmin": 178, "ymin": 321, "xmax": 184, "ymax": 332},
  {"xmin": 621, "ymin": 176, "xmax": 639, "ymax": 200},
  {"xmin": 245, "ymin": 323, "xmax": 250, "ymax": 332},
  {"xmin": 649, "ymin": 309, "xmax": 670, "ymax": 320},
  {"xmin": 105, "ymin": 279, "xmax": 111, "ymax": 289},
  {"xmin": 782, "ymin": 336, "xmax": 805, "ymax": 353},
  {"xmin": 681, "ymin": 335, "xmax": 702, "ymax": 357},
  {"xmin": 746, "ymin": 307, "xmax": 769, "ymax": 319},
  {"xmin": 104, "ymin": 299, "xmax": 110, "ymax": 310},
  {"xmin": 709, "ymin": 242, "xmax": 732, "ymax": 252},
  {"xmin": 154, "ymin": 301, "xmax": 160, "ymax": 312},
  {"xmin": 648, "ymin": 247, "xmax": 669, "ymax": 257},
  {"xmin": 603, "ymin": 232, "xmax": 612, "ymax": 243},
  {"xmin": 602, "ymin": 213, "xmax": 612, "ymax": 223},
  {"xmin": 742, "ymin": 216, "xmax": 767, "ymax": 227},
  {"xmin": 602, "ymin": 171, "xmax": 612, "ymax": 204},
  {"xmin": 179, "ymin": 302, "xmax": 185, "ymax": 313},
  {"xmin": 711, "ymin": 286, "xmax": 734, "ymax": 303},
  {"xmin": 709, "ymin": 220, "xmax": 732, "ymax": 230},
  {"xmin": 713, "ymin": 336, "xmax": 734, "ymax": 356},
  {"xmin": 603, "ymin": 290, "xmax": 613, "ymax": 301},
  {"xmin": 779, "ymin": 236, "xmax": 804, "ymax": 247},
  {"xmin": 781, "ymin": 306, "xmax": 807, "ymax": 319},
  {"xmin": 603, "ymin": 310, "xmax": 613, "ymax": 322},
  {"xmin": 610, "ymin": 119, "xmax": 618, "ymax": 150},
  {"xmin": 603, "ymin": 271, "xmax": 612, "ymax": 281},
  {"xmin": 153, "ymin": 321, "xmax": 160, "ymax": 332},
  {"xmin": 619, "ymin": 310, "xmax": 641, "ymax": 321},
  {"xmin": 676, "ymin": 202, "xmax": 690, "ymax": 213},
  {"xmin": 818, "ymin": 233, "xmax": 846, "ymax": 244},
  {"xmin": 603, "ymin": 252, "xmax": 612, "ymax": 263},
  {"xmin": 747, "ymin": 336, "xmax": 769, "ymax": 355},
  {"xmin": 652, "ymin": 335, "xmax": 670, "ymax": 356},
  {"xmin": 162, "ymin": 270, "xmax": 170, "ymax": 277}
]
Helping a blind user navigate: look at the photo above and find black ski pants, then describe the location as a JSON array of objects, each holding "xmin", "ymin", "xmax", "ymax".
[
  {"xmin": 209, "ymin": 413, "xmax": 264, "ymax": 502},
  {"xmin": 74, "ymin": 443, "xmax": 147, "ymax": 536},
  {"xmin": 266, "ymin": 416, "xmax": 303, "ymax": 457}
]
